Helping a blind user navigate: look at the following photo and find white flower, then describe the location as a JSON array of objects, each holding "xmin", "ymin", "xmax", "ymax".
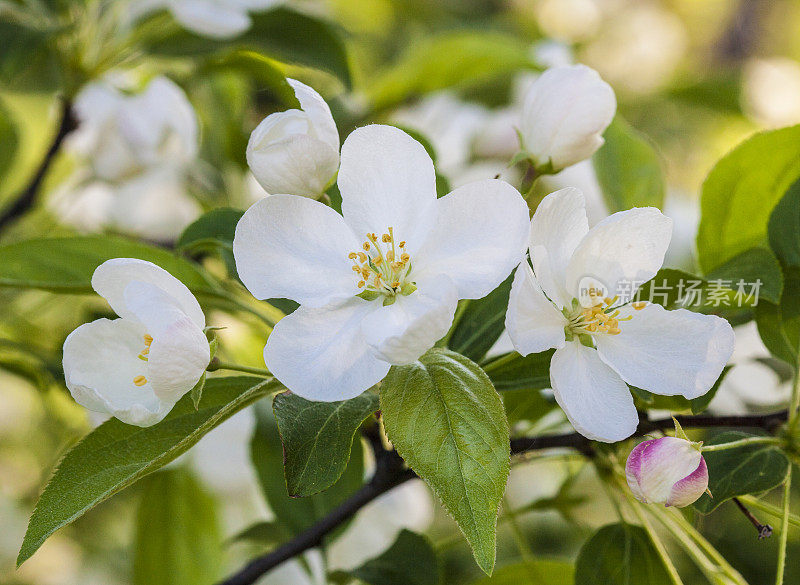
[
  {"xmin": 51, "ymin": 166, "xmax": 202, "ymax": 241},
  {"xmin": 234, "ymin": 124, "xmax": 530, "ymax": 401},
  {"xmin": 131, "ymin": 0, "xmax": 282, "ymax": 38},
  {"xmin": 519, "ymin": 64, "xmax": 616, "ymax": 173},
  {"xmin": 505, "ymin": 188, "xmax": 734, "ymax": 442},
  {"xmin": 626, "ymin": 436, "xmax": 708, "ymax": 507},
  {"xmin": 246, "ymin": 79, "xmax": 340, "ymax": 199},
  {"xmin": 63, "ymin": 259, "xmax": 210, "ymax": 426},
  {"xmin": 73, "ymin": 76, "xmax": 198, "ymax": 182}
]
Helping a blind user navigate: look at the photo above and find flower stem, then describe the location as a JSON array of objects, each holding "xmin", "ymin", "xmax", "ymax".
[
  {"xmin": 701, "ymin": 436, "xmax": 783, "ymax": 452},
  {"xmin": 503, "ymin": 496, "xmax": 534, "ymax": 562},
  {"xmin": 775, "ymin": 467, "xmax": 792, "ymax": 585},
  {"xmin": 481, "ymin": 351, "xmax": 519, "ymax": 374},
  {"xmin": 208, "ymin": 360, "xmax": 271, "ymax": 377}
]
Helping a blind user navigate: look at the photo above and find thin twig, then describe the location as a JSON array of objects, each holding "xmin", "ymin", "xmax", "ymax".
[
  {"xmin": 0, "ymin": 97, "xmax": 76, "ymax": 233},
  {"xmin": 216, "ymin": 409, "xmax": 790, "ymax": 585},
  {"xmin": 733, "ymin": 497, "xmax": 773, "ymax": 539}
]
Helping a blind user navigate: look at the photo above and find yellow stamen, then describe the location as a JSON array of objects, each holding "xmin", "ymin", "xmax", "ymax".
[
  {"xmin": 381, "ymin": 233, "xmax": 392, "ymax": 243},
  {"xmin": 633, "ymin": 302, "xmax": 647, "ymax": 310},
  {"xmin": 144, "ymin": 334, "xmax": 153, "ymax": 346},
  {"xmin": 357, "ymin": 280, "xmax": 365, "ymax": 288},
  {"xmin": 133, "ymin": 375, "xmax": 147, "ymax": 387},
  {"xmin": 348, "ymin": 252, "xmax": 357, "ymax": 259}
]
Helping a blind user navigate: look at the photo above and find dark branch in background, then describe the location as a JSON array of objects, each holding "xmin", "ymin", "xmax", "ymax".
[
  {"xmin": 217, "ymin": 409, "xmax": 790, "ymax": 585},
  {"xmin": 0, "ymin": 97, "xmax": 76, "ymax": 234},
  {"xmin": 715, "ymin": 0, "xmax": 764, "ymax": 63}
]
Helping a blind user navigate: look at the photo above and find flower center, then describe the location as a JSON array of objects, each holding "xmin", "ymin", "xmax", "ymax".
[
  {"xmin": 563, "ymin": 288, "xmax": 646, "ymax": 339},
  {"xmin": 349, "ymin": 227, "xmax": 416, "ymax": 304},
  {"xmin": 133, "ymin": 334, "xmax": 152, "ymax": 387}
]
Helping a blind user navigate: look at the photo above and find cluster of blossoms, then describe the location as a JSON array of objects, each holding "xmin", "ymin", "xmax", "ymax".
[
  {"xmin": 62, "ymin": 63, "xmax": 735, "ymax": 508},
  {"xmin": 53, "ymin": 76, "xmax": 202, "ymax": 240}
]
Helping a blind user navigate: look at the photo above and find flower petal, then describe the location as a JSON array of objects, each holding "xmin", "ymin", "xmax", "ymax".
[
  {"xmin": 264, "ymin": 299, "xmax": 390, "ymax": 401},
  {"xmin": 529, "ymin": 187, "xmax": 589, "ymax": 307},
  {"xmin": 360, "ymin": 276, "xmax": 458, "ymax": 365},
  {"xmin": 169, "ymin": 0, "xmax": 252, "ymax": 38},
  {"xmin": 147, "ymin": 316, "xmax": 210, "ymax": 404},
  {"xmin": 636, "ymin": 437, "xmax": 703, "ymax": 504},
  {"xmin": 63, "ymin": 318, "xmax": 171, "ymax": 426},
  {"xmin": 550, "ymin": 341, "xmax": 638, "ymax": 442},
  {"xmin": 667, "ymin": 458, "xmax": 708, "ymax": 508},
  {"xmin": 233, "ymin": 194, "xmax": 361, "ymax": 307},
  {"xmin": 92, "ymin": 258, "xmax": 205, "ymax": 329},
  {"xmin": 595, "ymin": 303, "xmax": 734, "ymax": 399},
  {"xmin": 339, "ymin": 125, "xmax": 437, "ymax": 252},
  {"xmin": 520, "ymin": 64, "xmax": 616, "ymax": 171},
  {"xmin": 565, "ymin": 207, "xmax": 672, "ymax": 306},
  {"xmin": 625, "ymin": 440, "xmax": 648, "ymax": 502},
  {"xmin": 505, "ymin": 262, "xmax": 566, "ymax": 355},
  {"xmin": 289, "ymin": 79, "xmax": 340, "ymax": 152},
  {"xmin": 412, "ymin": 179, "xmax": 529, "ymax": 299},
  {"xmin": 246, "ymin": 110, "xmax": 340, "ymax": 198}
]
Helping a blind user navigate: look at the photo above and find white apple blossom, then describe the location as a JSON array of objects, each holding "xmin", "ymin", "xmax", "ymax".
[
  {"xmin": 63, "ymin": 259, "xmax": 210, "ymax": 426},
  {"xmin": 518, "ymin": 64, "xmax": 616, "ymax": 173},
  {"xmin": 131, "ymin": 0, "xmax": 282, "ymax": 39},
  {"xmin": 234, "ymin": 124, "xmax": 530, "ymax": 401},
  {"xmin": 247, "ymin": 79, "xmax": 340, "ymax": 199},
  {"xmin": 73, "ymin": 76, "xmax": 198, "ymax": 182},
  {"xmin": 505, "ymin": 188, "xmax": 734, "ymax": 442},
  {"xmin": 50, "ymin": 166, "xmax": 202, "ymax": 241},
  {"xmin": 626, "ymin": 436, "xmax": 708, "ymax": 507}
]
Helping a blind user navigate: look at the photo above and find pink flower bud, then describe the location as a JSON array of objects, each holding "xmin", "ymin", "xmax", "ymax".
[{"xmin": 625, "ymin": 436, "xmax": 708, "ymax": 508}]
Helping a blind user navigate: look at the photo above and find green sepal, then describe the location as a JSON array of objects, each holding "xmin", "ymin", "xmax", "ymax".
[
  {"xmin": 190, "ymin": 373, "xmax": 207, "ymax": 410},
  {"xmin": 357, "ymin": 290, "xmax": 381, "ymax": 301},
  {"xmin": 382, "ymin": 295, "xmax": 397, "ymax": 306},
  {"xmin": 400, "ymin": 282, "xmax": 417, "ymax": 296}
]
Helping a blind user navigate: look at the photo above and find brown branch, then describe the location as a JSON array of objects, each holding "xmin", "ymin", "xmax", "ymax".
[
  {"xmin": 216, "ymin": 409, "xmax": 789, "ymax": 585},
  {"xmin": 0, "ymin": 97, "xmax": 76, "ymax": 233}
]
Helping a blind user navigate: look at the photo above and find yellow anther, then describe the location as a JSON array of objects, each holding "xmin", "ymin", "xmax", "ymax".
[
  {"xmin": 382, "ymin": 233, "xmax": 392, "ymax": 243},
  {"xmin": 391, "ymin": 280, "xmax": 400, "ymax": 288},
  {"xmin": 400, "ymin": 253, "xmax": 410, "ymax": 262},
  {"xmin": 399, "ymin": 241, "xmax": 406, "ymax": 248},
  {"xmin": 144, "ymin": 334, "xmax": 153, "ymax": 346},
  {"xmin": 603, "ymin": 297, "xmax": 613, "ymax": 305},
  {"xmin": 361, "ymin": 268, "xmax": 370, "ymax": 279},
  {"xmin": 633, "ymin": 302, "xmax": 647, "ymax": 310},
  {"xmin": 140, "ymin": 347, "xmax": 149, "ymax": 356},
  {"xmin": 352, "ymin": 265, "xmax": 362, "ymax": 273},
  {"xmin": 357, "ymin": 280, "xmax": 365, "ymax": 288},
  {"xmin": 362, "ymin": 242, "xmax": 371, "ymax": 251},
  {"xmin": 133, "ymin": 375, "xmax": 147, "ymax": 387},
  {"xmin": 386, "ymin": 250, "xmax": 395, "ymax": 262},
  {"xmin": 608, "ymin": 328, "xmax": 621, "ymax": 335},
  {"xmin": 374, "ymin": 256, "xmax": 383, "ymax": 265},
  {"xmin": 348, "ymin": 252, "xmax": 357, "ymax": 259},
  {"xmin": 357, "ymin": 252, "xmax": 367, "ymax": 263}
]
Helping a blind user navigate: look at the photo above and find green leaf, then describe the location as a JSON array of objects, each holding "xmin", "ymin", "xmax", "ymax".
[
  {"xmin": 0, "ymin": 19, "xmax": 62, "ymax": 92},
  {"xmin": 471, "ymin": 559, "xmax": 574, "ymax": 585},
  {"xmin": 482, "ymin": 351, "xmax": 553, "ymax": 393},
  {"xmin": 177, "ymin": 207, "xmax": 244, "ymax": 277},
  {"xmin": 228, "ymin": 521, "xmax": 290, "ymax": 547},
  {"xmin": 768, "ymin": 177, "xmax": 800, "ymax": 269},
  {"xmin": 133, "ymin": 468, "xmax": 221, "ymax": 585},
  {"xmin": 0, "ymin": 236, "xmax": 216, "ymax": 293},
  {"xmin": 250, "ymin": 401, "xmax": 364, "ymax": 537},
  {"xmin": 593, "ymin": 117, "xmax": 665, "ymax": 212},
  {"xmin": 705, "ymin": 247, "xmax": 783, "ymax": 305},
  {"xmin": 575, "ymin": 524, "xmax": 673, "ymax": 585},
  {"xmin": 17, "ymin": 376, "xmax": 277, "ymax": 566},
  {"xmin": 147, "ymin": 8, "xmax": 351, "ymax": 88},
  {"xmin": 697, "ymin": 125, "xmax": 800, "ymax": 274},
  {"xmin": 347, "ymin": 529, "xmax": 439, "ymax": 585},
  {"xmin": 694, "ymin": 431, "xmax": 790, "ymax": 513},
  {"xmin": 380, "ymin": 348, "xmax": 510, "ymax": 575},
  {"xmin": 200, "ymin": 51, "xmax": 300, "ymax": 109},
  {"xmin": 447, "ymin": 275, "xmax": 512, "ymax": 362},
  {"xmin": 368, "ymin": 32, "xmax": 534, "ymax": 110},
  {"xmin": 273, "ymin": 390, "xmax": 378, "ymax": 497}
]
